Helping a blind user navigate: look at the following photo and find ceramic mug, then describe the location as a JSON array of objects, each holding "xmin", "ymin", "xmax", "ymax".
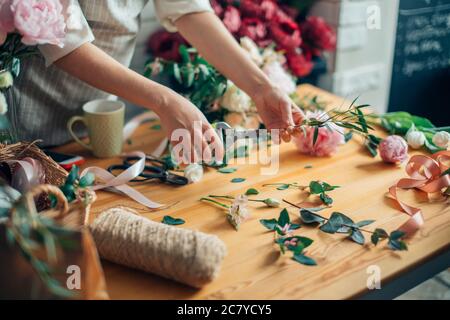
[{"xmin": 67, "ymin": 99, "xmax": 125, "ymax": 158}]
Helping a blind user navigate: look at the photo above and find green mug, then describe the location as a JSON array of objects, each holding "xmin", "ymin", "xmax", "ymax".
[{"xmin": 68, "ymin": 99, "xmax": 125, "ymax": 158}]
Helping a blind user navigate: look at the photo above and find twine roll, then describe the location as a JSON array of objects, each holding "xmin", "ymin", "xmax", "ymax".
[{"xmin": 90, "ymin": 207, "xmax": 227, "ymax": 288}]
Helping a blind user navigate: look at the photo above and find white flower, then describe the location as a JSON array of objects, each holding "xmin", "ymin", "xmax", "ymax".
[
  {"xmin": 406, "ymin": 126, "xmax": 426, "ymax": 149},
  {"xmin": 240, "ymin": 37, "xmax": 263, "ymax": 66},
  {"xmin": 0, "ymin": 71, "xmax": 13, "ymax": 89},
  {"xmin": 262, "ymin": 61, "xmax": 296, "ymax": 95},
  {"xmin": 432, "ymin": 131, "xmax": 450, "ymax": 149},
  {"xmin": 184, "ymin": 163, "xmax": 203, "ymax": 183},
  {"xmin": 66, "ymin": 4, "xmax": 83, "ymax": 30},
  {"xmin": 261, "ymin": 46, "xmax": 286, "ymax": 65},
  {"xmin": 0, "ymin": 92, "xmax": 8, "ymax": 115},
  {"xmin": 220, "ymin": 81, "xmax": 252, "ymax": 113},
  {"xmin": 227, "ymin": 195, "xmax": 250, "ymax": 230}
]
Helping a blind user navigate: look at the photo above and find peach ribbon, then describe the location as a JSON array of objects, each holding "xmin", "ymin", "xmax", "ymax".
[{"xmin": 389, "ymin": 151, "xmax": 450, "ymax": 236}]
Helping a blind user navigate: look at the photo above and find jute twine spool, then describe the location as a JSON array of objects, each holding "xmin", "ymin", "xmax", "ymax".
[{"xmin": 90, "ymin": 207, "xmax": 227, "ymax": 288}]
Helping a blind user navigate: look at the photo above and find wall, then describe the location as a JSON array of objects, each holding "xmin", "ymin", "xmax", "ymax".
[{"xmin": 312, "ymin": 0, "xmax": 400, "ymax": 113}]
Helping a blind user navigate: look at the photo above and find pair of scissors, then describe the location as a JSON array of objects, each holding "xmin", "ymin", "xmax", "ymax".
[{"xmin": 107, "ymin": 155, "xmax": 188, "ymax": 186}]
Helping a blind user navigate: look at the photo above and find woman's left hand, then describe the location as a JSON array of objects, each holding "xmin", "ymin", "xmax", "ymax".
[{"xmin": 252, "ymin": 84, "xmax": 306, "ymax": 143}]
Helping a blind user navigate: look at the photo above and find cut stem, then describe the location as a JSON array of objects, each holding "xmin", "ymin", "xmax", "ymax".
[{"xmin": 200, "ymin": 198, "xmax": 230, "ymax": 209}]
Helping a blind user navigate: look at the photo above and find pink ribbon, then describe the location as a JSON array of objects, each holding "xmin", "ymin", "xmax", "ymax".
[
  {"xmin": 389, "ymin": 151, "xmax": 450, "ymax": 236},
  {"xmin": 6, "ymin": 158, "xmax": 45, "ymax": 193}
]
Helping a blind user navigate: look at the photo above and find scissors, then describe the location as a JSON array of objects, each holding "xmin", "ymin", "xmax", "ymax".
[{"xmin": 107, "ymin": 155, "xmax": 189, "ymax": 186}]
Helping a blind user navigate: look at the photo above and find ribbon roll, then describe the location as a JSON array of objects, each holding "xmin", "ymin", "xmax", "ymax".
[{"xmin": 389, "ymin": 151, "xmax": 450, "ymax": 236}]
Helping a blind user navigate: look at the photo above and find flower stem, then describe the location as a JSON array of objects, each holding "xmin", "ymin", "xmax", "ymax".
[
  {"xmin": 200, "ymin": 198, "xmax": 230, "ymax": 209},
  {"xmin": 208, "ymin": 195, "xmax": 234, "ymax": 200}
]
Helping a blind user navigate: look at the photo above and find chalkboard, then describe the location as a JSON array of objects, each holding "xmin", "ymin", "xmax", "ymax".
[{"xmin": 388, "ymin": 0, "xmax": 450, "ymax": 126}]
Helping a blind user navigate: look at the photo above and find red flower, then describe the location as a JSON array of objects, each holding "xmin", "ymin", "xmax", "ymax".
[
  {"xmin": 286, "ymin": 51, "xmax": 314, "ymax": 77},
  {"xmin": 269, "ymin": 18, "xmax": 302, "ymax": 51},
  {"xmin": 238, "ymin": 18, "xmax": 269, "ymax": 47},
  {"xmin": 223, "ymin": 6, "xmax": 241, "ymax": 34},
  {"xmin": 301, "ymin": 16, "xmax": 336, "ymax": 53},
  {"xmin": 147, "ymin": 30, "xmax": 187, "ymax": 61},
  {"xmin": 240, "ymin": 0, "xmax": 278, "ymax": 21},
  {"xmin": 210, "ymin": 0, "xmax": 224, "ymax": 17}
]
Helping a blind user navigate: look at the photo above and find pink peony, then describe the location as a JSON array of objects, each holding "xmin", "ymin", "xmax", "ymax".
[
  {"xmin": 379, "ymin": 135, "xmax": 409, "ymax": 164},
  {"xmin": 11, "ymin": 0, "xmax": 66, "ymax": 47},
  {"xmin": 301, "ymin": 16, "xmax": 337, "ymax": 54},
  {"xmin": 293, "ymin": 111, "xmax": 345, "ymax": 157},
  {"xmin": 286, "ymin": 51, "xmax": 314, "ymax": 77},
  {"xmin": 0, "ymin": 0, "xmax": 14, "ymax": 45}
]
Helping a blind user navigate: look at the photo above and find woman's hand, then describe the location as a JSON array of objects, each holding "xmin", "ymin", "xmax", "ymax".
[
  {"xmin": 156, "ymin": 90, "xmax": 224, "ymax": 165},
  {"xmin": 252, "ymin": 84, "xmax": 306, "ymax": 143}
]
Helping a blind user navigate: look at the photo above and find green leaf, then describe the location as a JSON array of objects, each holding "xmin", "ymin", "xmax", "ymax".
[
  {"xmin": 320, "ymin": 212, "xmax": 354, "ymax": 234},
  {"xmin": 79, "ymin": 173, "xmax": 95, "ymax": 188},
  {"xmin": 320, "ymin": 193, "xmax": 333, "ymax": 206},
  {"xmin": 260, "ymin": 219, "xmax": 278, "ymax": 231},
  {"xmin": 218, "ymin": 167, "xmax": 237, "ymax": 174},
  {"xmin": 290, "ymin": 223, "xmax": 301, "ymax": 230},
  {"xmin": 350, "ymin": 229, "xmax": 365, "ymax": 245},
  {"xmin": 388, "ymin": 239, "xmax": 408, "ymax": 251},
  {"xmin": 66, "ymin": 166, "xmax": 79, "ymax": 185},
  {"xmin": 179, "ymin": 45, "xmax": 190, "ymax": 64},
  {"xmin": 151, "ymin": 124, "xmax": 162, "ymax": 130},
  {"xmin": 322, "ymin": 182, "xmax": 339, "ymax": 192},
  {"xmin": 173, "ymin": 63, "xmax": 182, "ymax": 84},
  {"xmin": 313, "ymin": 127, "xmax": 319, "ymax": 146},
  {"xmin": 356, "ymin": 220, "xmax": 375, "ymax": 228},
  {"xmin": 344, "ymin": 132, "xmax": 353, "ymax": 143},
  {"xmin": 293, "ymin": 254, "xmax": 317, "ymax": 266},
  {"xmin": 390, "ymin": 230, "xmax": 406, "ymax": 240},
  {"xmin": 162, "ymin": 216, "xmax": 185, "ymax": 226},
  {"xmin": 309, "ymin": 181, "xmax": 324, "ymax": 194},
  {"xmin": 245, "ymin": 188, "xmax": 259, "ymax": 196},
  {"xmin": 231, "ymin": 178, "xmax": 246, "ymax": 183},
  {"xmin": 11, "ymin": 57, "xmax": 20, "ymax": 78},
  {"xmin": 300, "ymin": 208, "xmax": 326, "ymax": 225},
  {"xmin": 371, "ymin": 228, "xmax": 388, "ymax": 246},
  {"xmin": 277, "ymin": 184, "xmax": 290, "ymax": 190},
  {"xmin": 278, "ymin": 209, "xmax": 290, "ymax": 227}
]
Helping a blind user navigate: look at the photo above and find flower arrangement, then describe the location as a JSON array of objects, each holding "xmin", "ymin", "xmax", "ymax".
[
  {"xmin": 148, "ymin": 0, "xmax": 336, "ymax": 78},
  {"xmin": 0, "ymin": 0, "xmax": 71, "ymax": 143}
]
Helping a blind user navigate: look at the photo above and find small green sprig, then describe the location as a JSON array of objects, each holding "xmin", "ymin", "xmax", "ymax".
[
  {"xmin": 260, "ymin": 209, "xmax": 316, "ymax": 266},
  {"xmin": 51, "ymin": 166, "xmax": 95, "ymax": 206},
  {"xmin": 162, "ymin": 215, "xmax": 185, "ymax": 226},
  {"xmin": 284, "ymin": 200, "xmax": 408, "ymax": 250}
]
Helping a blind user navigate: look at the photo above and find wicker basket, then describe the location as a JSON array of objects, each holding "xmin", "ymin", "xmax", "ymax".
[{"xmin": 0, "ymin": 141, "xmax": 68, "ymax": 186}]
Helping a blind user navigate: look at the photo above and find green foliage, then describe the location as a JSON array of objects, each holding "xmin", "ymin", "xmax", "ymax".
[
  {"xmin": 144, "ymin": 46, "xmax": 228, "ymax": 119},
  {"xmin": 245, "ymin": 188, "xmax": 259, "ymax": 196},
  {"xmin": 308, "ymin": 181, "xmax": 339, "ymax": 206},
  {"xmin": 162, "ymin": 216, "xmax": 185, "ymax": 226},
  {"xmin": 231, "ymin": 178, "xmax": 246, "ymax": 183},
  {"xmin": 260, "ymin": 209, "xmax": 301, "ymax": 234},
  {"xmin": 51, "ymin": 166, "xmax": 95, "ymax": 205}
]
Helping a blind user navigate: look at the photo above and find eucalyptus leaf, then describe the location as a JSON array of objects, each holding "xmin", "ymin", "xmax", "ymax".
[
  {"xmin": 79, "ymin": 173, "xmax": 95, "ymax": 188},
  {"xmin": 320, "ymin": 193, "xmax": 333, "ymax": 206},
  {"xmin": 218, "ymin": 167, "xmax": 237, "ymax": 174},
  {"xmin": 350, "ymin": 229, "xmax": 365, "ymax": 245},
  {"xmin": 278, "ymin": 209, "xmax": 290, "ymax": 227},
  {"xmin": 356, "ymin": 220, "xmax": 375, "ymax": 228},
  {"xmin": 162, "ymin": 216, "xmax": 185, "ymax": 226},
  {"xmin": 309, "ymin": 181, "xmax": 324, "ymax": 194},
  {"xmin": 231, "ymin": 178, "xmax": 246, "ymax": 183},
  {"xmin": 245, "ymin": 188, "xmax": 259, "ymax": 196},
  {"xmin": 292, "ymin": 254, "xmax": 317, "ymax": 266},
  {"xmin": 300, "ymin": 209, "xmax": 325, "ymax": 225},
  {"xmin": 260, "ymin": 219, "xmax": 278, "ymax": 231}
]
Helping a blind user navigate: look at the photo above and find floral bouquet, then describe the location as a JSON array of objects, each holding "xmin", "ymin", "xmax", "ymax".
[{"xmin": 0, "ymin": 0, "xmax": 70, "ymax": 143}]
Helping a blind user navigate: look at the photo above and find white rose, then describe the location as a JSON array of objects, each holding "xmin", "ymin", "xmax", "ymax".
[
  {"xmin": 262, "ymin": 61, "xmax": 296, "ymax": 95},
  {"xmin": 184, "ymin": 163, "xmax": 203, "ymax": 184},
  {"xmin": 240, "ymin": 37, "xmax": 263, "ymax": 66},
  {"xmin": 220, "ymin": 81, "xmax": 252, "ymax": 113},
  {"xmin": 406, "ymin": 127, "xmax": 426, "ymax": 149},
  {"xmin": 432, "ymin": 131, "xmax": 450, "ymax": 149},
  {"xmin": 0, "ymin": 92, "xmax": 8, "ymax": 115},
  {"xmin": 261, "ymin": 47, "xmax": 286, "ymax": 65},
  {"xmin": 0, "ymin": 71, "xmax": 13, "ymax": 89}
]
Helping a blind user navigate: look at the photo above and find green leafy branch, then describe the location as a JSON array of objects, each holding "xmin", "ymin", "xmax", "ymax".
[
  {"xmin": 264, "ymin": 180, "xmax": 340, "ymax": 206},
  {"xmin": 50, "ymin": 166, "xmax": 95, "ymax": 206},
  {"xmin": 284, "ymin": 200, "xmax": 408, "ymax": 250},
  {"xmin": 260, "ymin": 209, "xmax": 316, "ymax": 266}
]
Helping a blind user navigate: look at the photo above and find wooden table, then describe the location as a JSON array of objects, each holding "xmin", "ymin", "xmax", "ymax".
[{"xmin": 56, "ymin": 84, "xmax": 450, "ymax": 300}]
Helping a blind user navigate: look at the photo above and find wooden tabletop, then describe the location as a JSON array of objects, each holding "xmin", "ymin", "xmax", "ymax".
[{"xmin": 56, "ymin": 84, "xmax": 450, "ymax": 300}]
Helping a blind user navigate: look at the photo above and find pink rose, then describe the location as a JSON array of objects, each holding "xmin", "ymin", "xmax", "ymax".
[
  {"xmin": 222, "ymin": 6, "xmax": 241, "ymax": 34},
  {"xmin": 238, "ymin": 18, "xmax": 269, "ymax": 47},
  {"xmin": 379, "ymin": 135, "xmax": 409, "ymax": 164},
  {"xmin": 11, "ymin": 0, "xmax": 66, "ymax": 47},
  {"xmin": 0, "ymin": 0, "xmax": 14, "ymax": 45},
  {"xmin": 286, "ymin": 51, "xmax": 314, "ymax": 77},
  {"xmin": 293, "ymin": 111, "xmax": 345, "ymax": 157},
  {"xmin": 301, "ymin": 16, "xmax": 337, "ymax": 55}
]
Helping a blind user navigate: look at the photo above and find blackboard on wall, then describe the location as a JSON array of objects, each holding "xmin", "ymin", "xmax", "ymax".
[{"xmin": 388, "ymin": 0, "xmax": 450, "ymax": 126}]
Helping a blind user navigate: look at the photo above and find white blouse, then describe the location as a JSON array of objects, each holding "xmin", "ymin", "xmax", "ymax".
[{"xmin": 40, "ymin": 0, "xmax": 213, "ymax": 66}]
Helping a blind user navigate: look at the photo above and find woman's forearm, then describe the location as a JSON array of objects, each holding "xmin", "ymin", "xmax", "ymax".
[
  {"xmin": 54, "ymin": 42, "xmax": 177, "ymax": 114},
  {"xmin": 174, "ymin": 12, "xmax": 273, "ymax": 98}
]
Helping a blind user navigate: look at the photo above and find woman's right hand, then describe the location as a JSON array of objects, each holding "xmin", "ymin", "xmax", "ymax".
[{"xmin": 156, "ymin": 90, "xmax": 224, "ymax": 165}]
